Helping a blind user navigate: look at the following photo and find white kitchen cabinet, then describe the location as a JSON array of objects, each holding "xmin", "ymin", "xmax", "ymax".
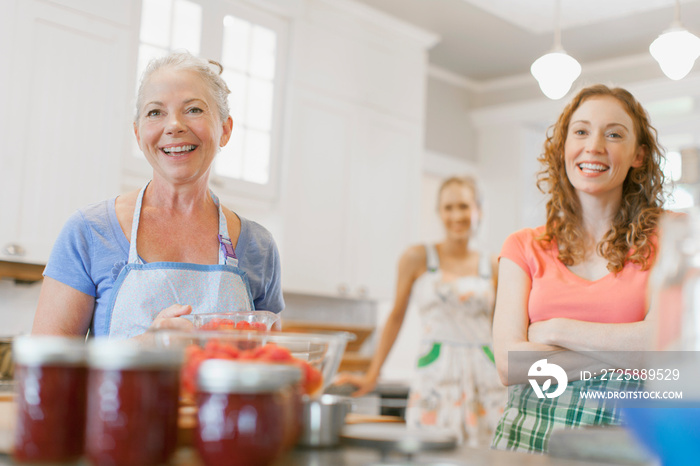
[
  {"xmin": 0, "ymin": 0, "xmax": 133, "ymax": 264},
  {"xmin": 278, "ymin": 0, "xmax": 434, "ymax": 300},
  {"xmin": 281, "ymin": 89, "xmax": 421, "ymax": 300}
]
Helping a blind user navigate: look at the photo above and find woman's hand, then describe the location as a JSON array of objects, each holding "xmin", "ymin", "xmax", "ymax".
[
  {"xmin": 149, "ymin": 304, "xmax": 195, "ymax": 331},
  {"xmin": 333, "ymin": 372, "xmax": 377, "ymax": 397},
  {"xmin": 528, "ymin": 319, "xmax": 563, "ymax": 346}
]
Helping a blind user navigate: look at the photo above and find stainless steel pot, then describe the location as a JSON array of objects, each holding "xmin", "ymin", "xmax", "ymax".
[{"xmin": 297, "ymin": 394, "xmax": 351, "ymax": 447}]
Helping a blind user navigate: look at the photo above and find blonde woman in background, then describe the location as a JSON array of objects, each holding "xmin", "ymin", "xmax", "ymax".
[{"xmin": 335, "ymin": 176, "xmax": 507, "ymax": 447}]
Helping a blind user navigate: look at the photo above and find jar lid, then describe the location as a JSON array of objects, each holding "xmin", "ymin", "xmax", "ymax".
[
  {"xmin": 13, "ymin": 335, "xmax": 87, "ymax": 366},
  {"xmin": 87, "ymin": 340, "xmax": 183, "ymax": 370},
  {"xmin": 198, "ymin": 360, "xmax": 302, "ymax": 394}
]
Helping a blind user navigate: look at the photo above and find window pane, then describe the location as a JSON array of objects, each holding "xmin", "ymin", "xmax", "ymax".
[
  {"xmin": 246, "ymin": 78, "xmax": 273, "ymax": 131},
  {"xmin": 216, "ymin": 124, "xmax": 245, "ymax": 179},
  {"xmin": 664, "ymin": 151, "xmax": 682, "ymax": 182},
  {"xmin": 222, "ymin": 70, "xmax": 247, "ymax": 124},
  {"xmin": 667, "ymin": 186, "xmax": 694, "ymax": 210},
  {"xmin": 221, "ymin": 16, "xmax": 250, "ymax": 71},
  {"xmin": 172, "ymin": 0, "xmax": 202, "ymax": 55},
  {"xmin": 243, "ymin": 129, "xmax": 270, "ymax": 184},
  {"xmin": 249, "ymin": 25, "xmax": 276, "ymax": 80},
  {"xmin": 140, "ymin": 0, "xmax": 172, "ymax": 48}
]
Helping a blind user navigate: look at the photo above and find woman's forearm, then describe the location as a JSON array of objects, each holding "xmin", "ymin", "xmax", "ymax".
[
  {"xmin": 498, "ymin": 342, "xmax": 623, "ymax": 385},
  {"xmin": 365, "ymin": 311, "xmax": 404, "ymax": 381},
  {"xmin": 534, "ymin": 318, "xmax": 651, "ymax": 352},
  {"xmin": 528, "ymin": 318, "xmax": 652, "ymax": 370}
]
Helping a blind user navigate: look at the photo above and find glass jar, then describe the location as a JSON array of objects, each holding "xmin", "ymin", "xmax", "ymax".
[
  {"xmin": 13, "ymin": 335, "xmax": 87, "ymax": 463},
  {"xmin": 84, "ymin": 340, "xmax": 182, "ymax": 466},
  {"xmin": 648, "ymin": 210, "xmax": 700, "ymax": 350},
  {"xmin": 195, "ymin": 360, "xmax": 302, "ymax": 466},
  {"xmin": 624, "ymin": 209, "xmax": 700, "ymax": 465}
]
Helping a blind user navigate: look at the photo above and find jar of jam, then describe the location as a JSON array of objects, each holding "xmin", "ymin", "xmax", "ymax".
[
  {"xmin": 195, "ymin": 360, "xmax": 302, "ymax": 466},
  {"xmin": 13, "ymin": 335, "xmax": 88, "ymax": 463},
  {"xmin": 84, "ymin": 340, "xmax": 182, "ymax": 466}
]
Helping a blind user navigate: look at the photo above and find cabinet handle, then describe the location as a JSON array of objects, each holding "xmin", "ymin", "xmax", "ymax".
[
  {"xmin": 357, "ymin": 286, "xmax": 368, "ymax": 298},
  {"xmin": 337, "ymin": 283, "xmax": 349, "ymax": 296},
  {"xmin": 3, "ymin": 243, "xmax": 26, "ymax": 257}
]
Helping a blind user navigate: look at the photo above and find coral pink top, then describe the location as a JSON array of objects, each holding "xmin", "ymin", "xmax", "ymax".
[{"xmin": 500, "ymin": 226, "xmax": 652, "ymax": 324}]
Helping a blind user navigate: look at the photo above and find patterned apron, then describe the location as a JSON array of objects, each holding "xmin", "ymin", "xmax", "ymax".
[
  {"xmin": 406, "ymin": 244, "xmax": 507, "ymax": 447},
  {"xmin": 105, "ymin": 183, "xmax": 254, "ymax": 339}
]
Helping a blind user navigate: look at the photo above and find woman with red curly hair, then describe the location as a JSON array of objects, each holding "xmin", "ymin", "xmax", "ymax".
[{"xmin": 491, "ymin": 84, "xmax": 667, "ymax": 453}]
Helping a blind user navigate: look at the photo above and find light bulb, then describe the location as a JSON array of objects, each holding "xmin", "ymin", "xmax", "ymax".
[
  {"xmin": 650, "ymin": 28, "xmax": 700, "ymax": 80},
  {"xmin": 530, "ymin": 51, "xmax": 582, "ymax": 100}
]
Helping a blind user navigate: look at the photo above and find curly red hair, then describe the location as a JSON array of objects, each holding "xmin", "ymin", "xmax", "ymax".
[{"xmin": 536, "ymin": 84, "xmax": 665, "ymax": 273}]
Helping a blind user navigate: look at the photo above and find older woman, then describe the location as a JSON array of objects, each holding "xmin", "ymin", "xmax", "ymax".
[
  {"xmin": 491, "ymin": 85, "xmax": 666, "ymax": 453},
  {"xmin": 32, "ymin": 51, "xmax": 283, "ymax": 339}
]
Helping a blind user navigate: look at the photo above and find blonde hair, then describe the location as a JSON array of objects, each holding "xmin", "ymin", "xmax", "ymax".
[
  {"xmin": 135, "ymin": 51, "xmax": 231, "ymax": 123},
  {"xmin": 437, "ymin": 176, "xmax": 481, "ymax": 209},
  {"xmin": 537, "ymin": 84, "xmax": 665, "ymax": 272}
]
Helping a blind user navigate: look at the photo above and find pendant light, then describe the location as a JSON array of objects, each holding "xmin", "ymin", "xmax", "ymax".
[
  {"xmin": 530, "ymin": 0, "xmax": 581, "ymax": 100},
  {"xmin": 649, "ymin": 0, "xmax": 700, "ymax": 81}
]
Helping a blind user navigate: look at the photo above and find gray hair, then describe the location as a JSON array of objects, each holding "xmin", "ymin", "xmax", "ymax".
[{"xmin": 135, "ymin": 50, "xmax": 231, "ymax": 123}]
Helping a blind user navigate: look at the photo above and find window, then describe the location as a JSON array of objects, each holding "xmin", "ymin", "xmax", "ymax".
[
  {"xmin": 130, "ymin": 0, "xmax": 288, "ymax": 200},
  {"xmin": 664, "ymin": 149, "xmax": 700, "ymax": 211}
]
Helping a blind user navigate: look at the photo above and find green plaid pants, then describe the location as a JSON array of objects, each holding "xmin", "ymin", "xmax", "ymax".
[{"xmin": 491, "ymin": 377, "xmax": 642, "ymax": 453}]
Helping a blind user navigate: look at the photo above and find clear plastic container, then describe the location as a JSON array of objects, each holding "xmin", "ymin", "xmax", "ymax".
[
  {"xmin": 13, "ymin": 335, "xmax": 87, "ymax": 463},
  {"xmin": 84, "ymin": 340, "xmax": 183, "ymax": 466},
  {"xmin": 187, "ymin": 311, "xmax": 281, "ymax": 332},
  {"xmin": 195, "ymin": 360, "xmax": 302, "ymax": 466}
]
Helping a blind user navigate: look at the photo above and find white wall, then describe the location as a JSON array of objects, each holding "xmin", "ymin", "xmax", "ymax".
[{"xmin": 424, "ymin": 72, "xmax": 476, "ymax": 162}]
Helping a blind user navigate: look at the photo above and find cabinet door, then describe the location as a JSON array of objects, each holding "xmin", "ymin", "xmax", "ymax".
[
  {"xmin": 348, "ymin": 111, "xmax": 421, "ymax": 300},
  {"xmin": 0, "ymin": 0, "xmax": 22, "ymax": 260},
  {"xmin": 281, "ymin": 91, "xmax": 354, "ymax": 296},
  {"xmin": 0, "ymin": 1, "xmax": 131, "ymax": 264}
]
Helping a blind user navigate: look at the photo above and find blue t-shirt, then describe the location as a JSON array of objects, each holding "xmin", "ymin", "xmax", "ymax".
[{"xmin": 43, "ymin": 198, "xmax": 284, "ymax": 336}]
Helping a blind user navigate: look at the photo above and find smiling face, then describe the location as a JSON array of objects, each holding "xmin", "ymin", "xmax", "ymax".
[
  {"xmin": 438, "ymin": 182, "xmax": 479, "ymax": 241},
  {"xmin": 134, "ymin": 68, "xmax": 233, "ymax": 186},
  {"xmin": 564, "ymin": 96, "xmax": 645, "ymax": 200}
]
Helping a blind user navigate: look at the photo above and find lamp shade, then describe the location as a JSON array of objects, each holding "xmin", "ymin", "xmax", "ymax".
[
  {"xmin": 530, "ymin": 50, "xmax": 582, "ymax": 100},
  {"xmin": 649, "ymin": 27, "xmax": 700, "ymax": 80}
]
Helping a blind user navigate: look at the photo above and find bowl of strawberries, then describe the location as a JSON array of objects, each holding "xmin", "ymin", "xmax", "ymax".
[{"xmin": 149, "ymin": 327, "xmax": 353, "ymax": 402}]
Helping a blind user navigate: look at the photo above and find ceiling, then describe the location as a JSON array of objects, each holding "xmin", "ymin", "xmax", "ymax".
[{"xmin": 353, "ymin": 0, "xmax": 700, "ymax": 83}]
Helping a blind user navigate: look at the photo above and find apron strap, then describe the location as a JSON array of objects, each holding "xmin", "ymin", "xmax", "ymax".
[
  {"xmin": 425, "ymin": 244, "xmax": 439, "ymax": 272},
  {"xmin": 127, "ymin": 182, "xmax": 237, "ymax": 266},
  {"xmin": 127, "ymin": 184, "xmax": 148, "ymax": 264},
  {"xmin": 211, "ymin": 191, "xmax": 237, "ymax": 266}
]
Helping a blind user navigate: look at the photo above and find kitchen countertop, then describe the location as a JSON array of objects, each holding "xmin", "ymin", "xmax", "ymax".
[
  {"xmin": 0, "ymin": 388, "xmax": 657, "ymax": 466},
  {"xmin": 0, "ymin": 433, "xmax": 657, "ymax": 466},
  {"xmin": 0, "ymin": 445, "xmax": 646, "ymax": 466}
]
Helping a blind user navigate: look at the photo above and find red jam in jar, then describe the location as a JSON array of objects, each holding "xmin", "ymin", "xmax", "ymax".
[
  {"xmin": 195, "ymin": 360, "xmax": 302, "ymax": 466},
  {"xmin": 13, "ymin": 335, "xmax": 88, "ymax": 463},
  {"xmin": 84, "ymin": 340, "xmax": 182, "ymax": 466}
]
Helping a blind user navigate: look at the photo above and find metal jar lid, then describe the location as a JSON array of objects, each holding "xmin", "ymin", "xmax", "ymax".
[
  {"xmin": 13, "ymin": 335, "xmax": 87, "ymax": 366},
  {"xmin": 87, "ymin": 339, "xmax": 183, "ymax": 370},
  {"xmin": 198, "ymin": 360, "xmax": 302, "ymax": 394}
]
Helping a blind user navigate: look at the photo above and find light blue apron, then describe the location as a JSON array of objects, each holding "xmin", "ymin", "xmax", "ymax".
[{"xmin": 106, "ymin": 183, "xmax": 254, "ymax": 339}]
